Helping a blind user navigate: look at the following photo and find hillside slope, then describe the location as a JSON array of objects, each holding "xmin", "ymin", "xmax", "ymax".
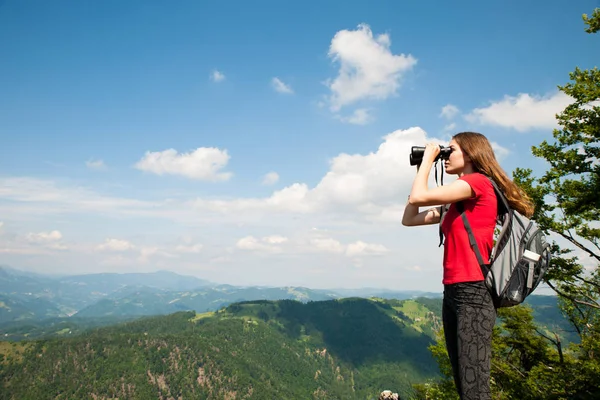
[{"xmin": 0, "ymin": 298, "xmax": 441, "ymax": 399}]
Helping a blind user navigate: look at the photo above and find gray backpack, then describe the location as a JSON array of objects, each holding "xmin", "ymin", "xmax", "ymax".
[{"xmin": 457, "ymin": 178, "xmax": 551, "ymax": 308}]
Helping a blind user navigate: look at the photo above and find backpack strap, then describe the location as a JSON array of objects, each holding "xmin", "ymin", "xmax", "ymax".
[
  {"xmin": 456, "ymin": 201, "xmax": 490, "ymax": 277},
  {"xmin": 435, "ymin": 161, "xmax": 446, "ymax": 247},
  {"xmin": 438, "ymin": 204, "xmax": 449, "ymax": 247}
]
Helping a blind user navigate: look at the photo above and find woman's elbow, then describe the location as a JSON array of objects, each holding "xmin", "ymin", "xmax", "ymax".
[
  {"xmin": 408, "ymin": 196, "xmax": 427, "ymax": 207},
  {"xmin": 402, "ymin": 217, "xmax": 415, "ymax": 227}
]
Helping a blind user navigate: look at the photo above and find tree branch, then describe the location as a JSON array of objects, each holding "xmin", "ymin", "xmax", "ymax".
[
  {"xmin": 555, "ymin": 227, "xmax": 600, "ymax": 262},
  {"xmin": 492, "ymin": 360, "xmax": 526, "ymax": 378},
  {"xmin": 534, "ymin": 327, "xmax": 557, "ymax": 345},
  {"xmin": 555, "ymin": 204, "xmax": 600, "ymax": 261},
  {"xmin": 573, "ymin": 274, "xmax": 600, "ymax": 291},
  {"xmin": 534, "ymin": 327, "xmax": 564, "ymax": 364},
  {"xmin": 492, "ymin": 361, "xmax": 545, "ymax": 395},
  {"xmin": 546, "ymin": 280, "xmax": 600, "ymax": 309}
]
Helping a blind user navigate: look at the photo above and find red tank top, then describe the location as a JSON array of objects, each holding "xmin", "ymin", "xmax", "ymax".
[{"xmin": 440, "ymin": 173, "xmax": 497, "ymax": 285}]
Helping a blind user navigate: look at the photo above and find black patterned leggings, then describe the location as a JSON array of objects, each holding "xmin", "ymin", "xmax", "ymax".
[{"xmin": 442, "ymin": 280, "xmax": 496, "ymax": 400}]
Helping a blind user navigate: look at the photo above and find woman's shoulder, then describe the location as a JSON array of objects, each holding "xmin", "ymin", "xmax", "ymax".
[
  {"xmin": 459, "ymin": 172, "xmax": 490, "ymax": 185},
  {"xmin": 459, "ymin": 173, "xmax": 494, "ymax": 197}
]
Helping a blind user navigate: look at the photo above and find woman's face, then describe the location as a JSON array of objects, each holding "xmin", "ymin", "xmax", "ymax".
[{"xmin": 444, "ymin": 139, "xmax": 470, "ymax": 175}]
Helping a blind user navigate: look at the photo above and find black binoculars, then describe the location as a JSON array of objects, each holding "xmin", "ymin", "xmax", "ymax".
[{"xmin": 409, "ymin": 145, "xmax": 452, "ymax": 166}]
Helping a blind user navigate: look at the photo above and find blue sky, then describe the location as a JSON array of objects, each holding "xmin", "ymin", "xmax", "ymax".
[{"xmin": 1, "ymin": 0, "xmax": 598, "ymax": 291}]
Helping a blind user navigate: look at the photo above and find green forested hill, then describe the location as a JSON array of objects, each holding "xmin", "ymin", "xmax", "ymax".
[
  {"xmin": 0, "ymin": 298, "xmax": 441, "ymax": 399},
  {"xmin": 0, "ymin": 294, "xmax": 64, "ymax": 324},
  {"xmin": 1, "ymin": 266, "xmax": 570, "ymax": 348},
  {"xmin": 226, "ymin": 298, "xmax": 436, "ymax": 368},
  {"xmin": 1, "ymin": 315, "xmax": 355, "ymax": 399},
  {"xmin": 224, "ymin": 298, "xmax": 439, "ymax": 395}
]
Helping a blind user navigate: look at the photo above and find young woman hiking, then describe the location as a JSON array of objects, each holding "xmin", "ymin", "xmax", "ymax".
[{"xmin": 402, "ymin": 131, "xmax": 534, "ymax": 399}]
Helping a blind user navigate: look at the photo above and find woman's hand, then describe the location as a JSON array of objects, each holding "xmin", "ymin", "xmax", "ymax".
[
  {"xmin": 422, "ymin": 143, "xmax": 441, "ymax": 165},
  {"xmin": 408, "ymin": 141, "xmax": 471, "ymax": 207}
]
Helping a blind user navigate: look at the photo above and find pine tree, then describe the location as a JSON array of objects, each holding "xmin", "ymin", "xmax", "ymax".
[{"xmin": 512, "ymin": 7, "xmax": 600, "ymax": 399}]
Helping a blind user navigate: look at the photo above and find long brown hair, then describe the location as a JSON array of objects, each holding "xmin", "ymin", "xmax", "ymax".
[{"xmin": 452, "ymin": 131, "xmax": 534, "ymax": 217}]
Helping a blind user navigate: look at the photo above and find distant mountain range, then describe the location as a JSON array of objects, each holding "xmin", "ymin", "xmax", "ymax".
[
  {"xmin": 0, "ymin": 265, "xmax": 573, "ymax": 344},
  {"xmin": 0, "ymin": 266, "xmax": 578, "ymax": 398},
  {"xmin": 0, "ymin": 265, "xmax": 439, "ymax": 324}
]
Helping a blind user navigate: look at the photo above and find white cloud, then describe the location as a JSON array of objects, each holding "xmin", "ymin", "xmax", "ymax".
[
  {"xmin": 326, "ymin": 23, "xmax": 417, "ymax": 111},
  {"xmin": 345, "ymin": 240, "xmax": 389, "ymax": 257},
  {"xmin": 97, "ymin": 238, "xmax": 135, "ymax": 252},
  {"xmin": 86, "ymin": 159, "xmax": 107, "ymax": 171},
  {"xmin": 137, "ymin": 246, "xmax": 177, "ymax": 263},
  {"xmin": 175, "ymin": 243, "xmax": 204, "ymax": 253},
  {"xmin": 1, "ymin": 127, "xmax": 439, "ymax": 225},
  {"xmin": 443, "ymin": 123, "xmax": 456, "ymax": 133},
  {"xmin": 491, "ymin": 141, "xmax": 510, "ymax": 161},
  {"xmin": 210, "ymin": 70, "xmax": 225, "ymax": 82},
  {"xmin": 46, "ymin": 242, "xmax": 69, "ymax": 250},
  {"xmin": 262, "ymin": 172, "xmax": 279, "ymax": 185},
  {"xmin": 0, "ymin": 247, "xmax": 48, "ymax": 255},
  {"xmin": 310, "ymin": 237, "xmax": 345, "ymax": 254},
  {"xmin": 210, "ymin": 255, "xmax": 231, "ymax": 264},
  {"xmin": 271, "ymin": 77, "xmax": 294, "ymax": 94},
  {"xmin": 440, "ymin": 104, "xmax": 459, "ymax": 119},
  {"xmin": 262, "ymin": 235, "xmax": 288, "ymax": 244},
  {"xmin": 0, "ymin": 177, "xmax": 168, "ymax": 224},
  {"xmin": 362, "ymin": 203, "xmax": 406, "ymax": 224},
  {"xmin": 98, "ymin": 254, "xmax": 130, "ymax": 267},
  {"xmin": 192, "ymin": 183, "xmax": 314, "ymax": 214},
  {"xmin": 464, "ymin": 91, "xmax": 571, "ymax": 132},
  {"xmin": 25, "ymin": 230, "xmax": 62, "ymax": 243},
  {"xmin": 0, "ymin": 126, "xmax": 455, "ymax": 290},
  {"xmin": 96, "ymin": 241, "xmax": 176, "ymax": 264},
  {"xmin": 236, "ymin": 235, "xmax": 286, "ymax": 253},
  {"xmin": 138, "ymin": 247, "xmax": 157, "ymax": 262},
  {"xmin": 309, "ymin": 127, "xmax": 431, "ymax": 208},
  {"xmin": 134, "ymin": 147, "xmax": 232, "ymax": 181},
  {"xmin": 236, "ymin": 236, "xmax": 260, "ymax": 250},
  {"xmin": 337, "ymin": 108, "xmax": 373, "ymax": 125},
  {"xmin": 0, "ymin": 229, "xmax": 68, "ymax": 254},
  {"xmin": 309, "ymin": 236, "xmax": 388, "ymax": 257},
  {"xmin": 191, "ymin": 126, "xmax": 435, "ymax": 217}
]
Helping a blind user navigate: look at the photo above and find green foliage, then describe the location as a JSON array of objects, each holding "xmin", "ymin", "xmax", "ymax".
[
  {"xmin": 419, "ymin": 12, "xmax": 600, "ymax": 393},
  {"xmin": 512, "ymin": 6, "xmax": 600, "ymax": 391},
  {"xmin": 225, "ymin": 298, "xmax": 440, "ymax": 398},
  {"xmin": 497, "ymin": 7, "xmax": 600, "ymax": 399},
  {"xmin": 1, "ymin": 311, "xmax": 357, "ymax": 399},
  {"xmin": 583, "ymin": 8, "xmax": 600, "ymax": 33},
  {"xmin": 0, "ymin": 315, "xmax": 140, "ymax": 341},
  {"xmin": 512, "ymin": 7, "xmax": 600, "ymax": 300},
  {"xmin": 413, "ymin": 305, "xmax": 582, "ymax": 400},
  {"xmin": 0, "ymin": 298, "xmax": 446, "ymax": 399},
  {"xmin": 0, "ymin": 294, "xmax": 577, "ymax": 399},
  {"xmin": 490, "ymin": 306, "xmax": 600, "ymax": 399},
  {"xmin": 411, "ymin": 329, "xmax": 459, "ymax": 400},
  {"xmin": 491, "ymin": 306, "xmax": 552, "ymax": 399}
]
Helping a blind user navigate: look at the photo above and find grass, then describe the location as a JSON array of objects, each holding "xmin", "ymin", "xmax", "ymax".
[
  {"xmin": 0, "ymin": 341, "xmax": 30, "ymax": 364},
  {"xmin": 190, "ymin": 311, "xmax": 215, "ymax": 322},
  {"xmin": 394, "ymin": 300, "xmax": 435, "ymax": 334}
]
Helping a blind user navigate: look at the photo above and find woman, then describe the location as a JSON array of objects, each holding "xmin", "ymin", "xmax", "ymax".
[{"xmin": 402, "ymin": 131, "xmax": 534, "ymax": 399}]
